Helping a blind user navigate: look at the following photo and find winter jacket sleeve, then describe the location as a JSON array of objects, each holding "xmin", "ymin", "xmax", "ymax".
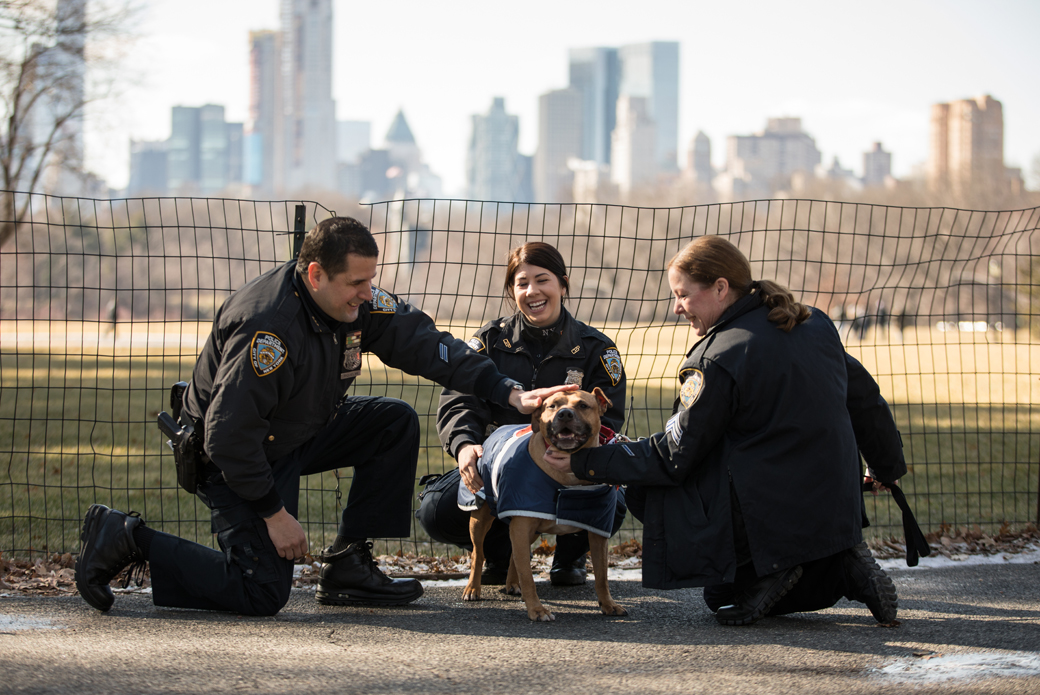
[
  {"xmin": 570, "ymin": 359, "xmax": 736, "ymax": 487},
  {"xmin": 362, "ymin": 291, "xmax": 513, "ymax": 405},
  {"xmin": 844, "ymin": 352, "xmax": 907, "ymax": 484}
]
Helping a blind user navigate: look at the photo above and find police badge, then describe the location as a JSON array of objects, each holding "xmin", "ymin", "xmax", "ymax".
[
  {"xmin": 341, "ymin": 330, "xmax": 362, "ymax": 379},
  {"xmin": 600, "ymin": 348, "xmax": 624, "ymax": 386},
  {"xmin": 680, "ymin": 369, "xmax": 705, "ymax": 408},
  {"xmin": 565, "ymin": 369, "xmax": 584, "ymax": 386},
  {"xmin": 251, "ymin": 332, "xmax": 287, "ymax": 377}
]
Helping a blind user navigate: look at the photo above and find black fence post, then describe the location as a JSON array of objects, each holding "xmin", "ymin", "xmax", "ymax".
[{"xmin": 291, "ymin": 204, "xmax": 307, "ymax": 260}]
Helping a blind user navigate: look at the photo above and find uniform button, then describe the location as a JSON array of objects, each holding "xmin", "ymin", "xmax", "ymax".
[
  {"xmin": 588, "ymin": 469, "xmax": 595, "ymax": 476},
  {"xmin": 246, "ymin": 569, "xmax": 253, "ymax": 575},
  {"xmin": 773, "ymin": 563, "xmax": 779, "ymax": 569},
  {"xmin": 268, "ymin": 435, "xmax": 275, "ymax": 441}
]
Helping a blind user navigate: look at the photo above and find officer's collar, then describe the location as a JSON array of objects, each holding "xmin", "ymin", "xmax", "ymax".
[
  {"xmin": 685, "ymin": 291, "xmax": 764, "ymax": 356},
  {"xmin": 497, "ymin": 308, "xmax": 583, "ymax": 356},
  {"xmin": 292, "ymin": 271, "xmax": 343, "ymax": 333}
]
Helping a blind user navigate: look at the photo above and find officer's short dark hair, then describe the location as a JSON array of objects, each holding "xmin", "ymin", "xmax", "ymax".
[{"xmin": 296, "ymin": 217, "xmax": 379, "ymax": 278}]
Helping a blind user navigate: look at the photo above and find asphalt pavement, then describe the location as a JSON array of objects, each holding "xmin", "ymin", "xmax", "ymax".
[{"xmin": 2, "ymin": 561, "xmax": 1039, "ymax": 694}]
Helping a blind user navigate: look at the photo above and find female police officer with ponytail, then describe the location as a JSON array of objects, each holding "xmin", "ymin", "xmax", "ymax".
[{"xmin": 544, "ymin": 235, "xmax": 906, "ymax": 626}]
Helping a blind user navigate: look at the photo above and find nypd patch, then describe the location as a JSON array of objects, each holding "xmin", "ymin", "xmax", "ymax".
[
  {"xmin": 679, "ymin": 369, "xmax": 705, "ymax": 409},
  {"xmin": 370, "ymin": 287, "xmax": 398, "ymax": 314},
  {"xmin": 467, "ymin": 336, "xmax": 486, "ymax": 353},
  {"xmin": 600, "ymin": 348, "xmax": 624, "ymax": 386},
  {"xmin": 251, "ymin": 332, "xmax": 287, "ymax": 377}
]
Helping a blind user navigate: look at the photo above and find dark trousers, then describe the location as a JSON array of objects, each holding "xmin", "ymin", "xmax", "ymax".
[
  {"xmin": 416, "ymin": 467, "xmax": 627, "ymax": 565},
  {"xmin": 149, "ymin": 396, "xmax": 419, "ymax": 615},
  {"xmin": 625, "ymin": 484, "xmax": 851, "ymax": 616}
]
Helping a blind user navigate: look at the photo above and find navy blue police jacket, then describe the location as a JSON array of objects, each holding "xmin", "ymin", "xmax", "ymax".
[
  {"xmin": 437, "ymin": 309, "xmax": 626, "ymax": 459},
  {"xmin": 568, "ymin": 291, "xmax": 907, "ymax": 590},
  {"xmin": 182, "ymin": 261, "xmax": 518, "ymax": 517}
]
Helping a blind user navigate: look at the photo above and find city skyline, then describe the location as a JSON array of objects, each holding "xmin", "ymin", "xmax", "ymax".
[{"xmin": 84, "ymin": 0, "xmax": 1040, "ymax": 194}]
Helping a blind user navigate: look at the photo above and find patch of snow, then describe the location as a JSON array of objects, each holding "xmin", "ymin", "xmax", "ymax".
[{"xmin": 872, "ymin": 651, "xmax": 1040, "ymax": 683}]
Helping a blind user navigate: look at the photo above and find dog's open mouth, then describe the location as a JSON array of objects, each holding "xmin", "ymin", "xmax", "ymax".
[{"xmin": 548, "ymin": 417, "xmax": 592, "ymax": 452}]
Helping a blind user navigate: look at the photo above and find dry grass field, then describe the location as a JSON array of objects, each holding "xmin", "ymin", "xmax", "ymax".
[{"xmin": 1, "ymin": 319, "xmax": 1038, "ymax": 558}]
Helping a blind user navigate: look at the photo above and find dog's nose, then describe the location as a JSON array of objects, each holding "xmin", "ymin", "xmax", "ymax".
[{"xmin": 557, "ymin": 408, "xmax": 576, "ymax": 422}]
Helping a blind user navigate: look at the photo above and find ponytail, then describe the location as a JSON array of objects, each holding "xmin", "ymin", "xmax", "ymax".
[{"xmin": 755, "ymin": 279, "xmax": 811, "ymax": 332}]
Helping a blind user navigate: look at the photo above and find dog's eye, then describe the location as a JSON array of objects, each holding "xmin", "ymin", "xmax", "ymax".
[{"xmin": 577, "ymin": 402, "xmax": 590, "ymax": 409}]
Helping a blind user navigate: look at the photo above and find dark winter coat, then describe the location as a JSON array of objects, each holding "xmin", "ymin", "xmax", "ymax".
[
  {"xmin": 183, "ymin": 261, "xmax": 518, "ymax": 517},
  {"xmin": 437, "ymin": 308, "xmax": 626, "ymax": 458},
  {"xmin": 568, "ymin": 291, "xmax": 906, "ymax": 590}
]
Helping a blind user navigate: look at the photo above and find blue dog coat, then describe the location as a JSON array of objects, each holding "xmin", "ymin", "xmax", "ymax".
[{"xmin": 457, "ymin": 424, "xmax": 619, "ymax": 538}]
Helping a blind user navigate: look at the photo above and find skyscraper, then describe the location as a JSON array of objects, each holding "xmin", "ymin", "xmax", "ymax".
[
  {"xmin": 166, "ymin": 105, "xmax": 243, "ymax": 195},
  {"xmin": 568, "ymin": 47, "xmax": 619, "ymax": 166},
  {"xmin": 718, "ymin": 117, "xmax": 821, "ymax": 199},
  {"xmin": 167, "ymin": 106, "xmax": 201, "ymax": 193},
  {"xmin": 863, "ymin": 142, "xmax": 891, "ymax": 188},
  {"xmin": 611, "ymin": 95, "xmax": 657, "ymax": 196},
  {"xmin": 466, "ymin": 97, "xmax": 522, "ymax": 201},
  {"xmin": 281, "ymin": 0, "xmax": 336, "ymax": 192},
  {"xmin": 927, "ymin": 95, "xmax": 1007, "ymax": 196},
  {"xmin": 617, "ymin": 41, "xmax": 680, "ymax": 171},
  {"xmin": 535, "ymin": 89, "xmax": 582, "ymax": 203},
  {"xmin": 246, "ymin": 30, "xmax": 282, "ymax": 193},
  {"xmin": 687, "ymin": 131, "xmax": 713, "ymax": 184}
]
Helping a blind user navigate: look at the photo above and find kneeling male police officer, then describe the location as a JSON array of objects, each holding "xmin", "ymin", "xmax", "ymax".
[{"xmin": 74, "ymin": 216, "xmax": 571, "ymax": 616}]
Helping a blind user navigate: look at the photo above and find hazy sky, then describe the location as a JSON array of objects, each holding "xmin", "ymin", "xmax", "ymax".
[{"xmin": 86, "ymin": 0, "xmax": 1040, "ymax": 193}]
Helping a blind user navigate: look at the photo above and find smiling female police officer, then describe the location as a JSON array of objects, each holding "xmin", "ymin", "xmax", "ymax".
[{"xmin": 544, "ymin": 235, "xmax": 905, "ymax": 626}]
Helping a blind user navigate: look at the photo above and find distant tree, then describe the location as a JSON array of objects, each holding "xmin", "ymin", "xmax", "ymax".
[{"xmin": 0, "ymin": 0, "xmax": 134, "ymax": 248}]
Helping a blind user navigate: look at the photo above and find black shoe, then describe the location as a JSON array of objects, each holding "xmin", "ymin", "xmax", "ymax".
[
  {"xmin": 715, "ymin": 565, "xmax": 803, "ymax": 626},
  {"xmin": 549, "ymin": 554, "xmax": 588, "ymax": 586},
  {"xmin": 74, "ymin": 504, "xmax": 146, "ymax": 612},
  {"xmin": 316, "ymin": 541, "xmax": 423, "ymax": 606},
  {"xmin": 481, "ymin": 558, "xmax": 509, "ymax": 585},
  {"xmin": 842, "ymin": 542, "xmax": 898, "ymax": 623}
]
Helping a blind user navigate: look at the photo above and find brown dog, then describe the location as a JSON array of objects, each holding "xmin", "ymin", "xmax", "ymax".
[{"xmin": 462, "ymin": 388, "xmax": 627, "ymax": 621}]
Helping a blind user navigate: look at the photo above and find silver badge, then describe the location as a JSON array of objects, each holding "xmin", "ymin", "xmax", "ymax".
[
  {"xmin": 341, "ymin": 330, "xmax": 362, "ymax": 379},
  {"xmin": 565, "ymin": 369, "xmax": 584, "ymax": 387}
]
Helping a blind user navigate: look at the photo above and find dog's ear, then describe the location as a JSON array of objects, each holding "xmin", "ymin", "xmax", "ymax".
[
  {"xmin": 530, "ymin": 402, "xmax": 545, "ymax": 434},
  {"xmin": 592, "ymin": 387, "xmax": 612, "ymax": 416}
]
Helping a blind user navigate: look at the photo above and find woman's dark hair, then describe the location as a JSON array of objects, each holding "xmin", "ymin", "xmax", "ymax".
[
  {"xmin": 667, "ymin": 236, "xmax": 810, "ymax": 332},
  {"xmin": 296, "ymin": 217, "xmax": 379, "ymax": 277},
  {"xmin": 503, "ymin": 242, "xmax": 569, "ymax": 306}
]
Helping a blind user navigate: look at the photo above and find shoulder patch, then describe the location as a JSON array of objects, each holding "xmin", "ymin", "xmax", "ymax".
[
  {"xmin": 370, "ymin": 287, "xmax": 398, "ymax": 314},
  {"xmin": 600, "ymin": 348, "xmax": 624, "ymax": 386},
  {"xmin": 251, "ymin": 332, "xmax": 288, "ymax": 377},
  {"xmin": 467, "ymin": 336, "xmax": 486, "ymax": 353},
  {"xmin": 679, "ymin": 369, "xmax": 705, "ymax": 409}
]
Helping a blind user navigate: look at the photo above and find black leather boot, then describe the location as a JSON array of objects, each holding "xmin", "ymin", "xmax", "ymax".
[
  {"xmin": 74, "ymin": 504, "xmax": 146, "ymax": 612},
  {"xmin": 715, "ymin": 565, "xmax": 803, "ymax": 626},
  {"xmin": 550, "ymin": 532, "xmax": 589, "ymax": 586},
  {"xmin": 842, "ymin": 542, "xmax": 898, "ymax": 622},
  {"xmin": 316, "ymin": 541, "xmax": 423, "ymax": 606}
]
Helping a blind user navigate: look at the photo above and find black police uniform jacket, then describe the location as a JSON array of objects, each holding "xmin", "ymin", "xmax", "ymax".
[
  {"xmin": 182, "ymin": 261, "xmax": 516, "ymax": 517},
  {"xmin": 568, "ymin": 291, "xmax": 906, "ymax": 590},
  {"xmin": 437, "ymin": 308, "xmax": 627, "ymax": 459}
]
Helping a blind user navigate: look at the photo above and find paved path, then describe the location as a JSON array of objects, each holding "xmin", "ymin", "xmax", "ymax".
[{"xmin": 2, "ymin": 563, "xmax": 1039, "ymax": 694}]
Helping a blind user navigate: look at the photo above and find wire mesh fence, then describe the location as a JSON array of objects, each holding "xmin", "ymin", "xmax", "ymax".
[{"xmin": 1, "ymin": 192, "xmax": 1038, "ymax": 559}]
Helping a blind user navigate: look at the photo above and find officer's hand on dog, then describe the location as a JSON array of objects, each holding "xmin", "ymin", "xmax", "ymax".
[
  {"xmin": 509, "ymin": 383, "xmax": 579, "ymax": 414},
  {"xmin": 263, "ymin": 507, "xmax": 309, "ymax": 561},
  {"xmin": 542, "ymin": 447, "xmax": 572, "ymax": 475},
  {"xmin": 457, "ymin": 443, "xmax": 485, "ymax": 493}
]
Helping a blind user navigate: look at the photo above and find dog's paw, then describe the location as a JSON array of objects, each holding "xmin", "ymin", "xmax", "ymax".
[
  {"xmin": 462, "ymin": 587, "xmax": 481, "ymax": 601},
  {"xmin": 529, "ymin": 608, "xmax": 555, "ymax": 622},
  {"xmin": 501, "ymin": 584, "xmax": 522, "ymax": 597},
  {"xmin": 599, "ymin": 601, "xmax": 628, "ymax": 616}
]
